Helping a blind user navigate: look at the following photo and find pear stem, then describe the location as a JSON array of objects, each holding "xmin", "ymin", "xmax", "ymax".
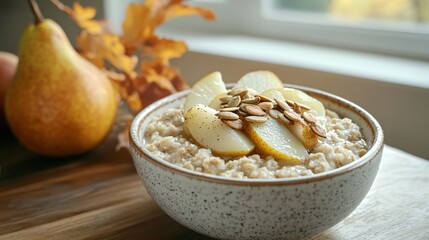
[{"xmin": 28, "ymin": 0, "xmax": 44, "ymax": 24}]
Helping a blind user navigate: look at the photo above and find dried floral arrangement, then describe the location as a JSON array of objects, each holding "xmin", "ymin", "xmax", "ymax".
[{"xmin": 50, "ymin": 0, "xmax": 215, "ymax": 149}]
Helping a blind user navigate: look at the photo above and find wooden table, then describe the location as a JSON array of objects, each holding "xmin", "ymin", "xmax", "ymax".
[{"xmin": 1, "ymin": 129, "xmax": 428, "ymax": 240}]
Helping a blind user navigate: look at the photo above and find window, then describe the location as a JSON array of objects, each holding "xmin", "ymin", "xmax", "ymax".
[
  {"xmin": 161, "ymin": 0, "xmax": 429, "ymax": 60},
  {"xmin": 270, "ymin": 0, "xmax": 429, "ymax": 28},
  {"xmin": 261, "ymin": 0, "xmax": 429, "ymax": 59}
]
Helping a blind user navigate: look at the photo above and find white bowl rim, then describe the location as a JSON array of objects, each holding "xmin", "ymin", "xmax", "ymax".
[{"xmin": 129, "ymin": 84, "xmax": 384, "ymax": 186}]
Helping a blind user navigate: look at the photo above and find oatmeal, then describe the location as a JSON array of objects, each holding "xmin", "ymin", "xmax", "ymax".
[{"xmin": 144, "ymin": 108, "xmax": 367, "ymax": 179}]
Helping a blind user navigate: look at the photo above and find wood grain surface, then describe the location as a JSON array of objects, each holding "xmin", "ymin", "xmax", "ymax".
[{"xmin": 0, "ymin": 127, "xmax": 428, "ymax": 239}]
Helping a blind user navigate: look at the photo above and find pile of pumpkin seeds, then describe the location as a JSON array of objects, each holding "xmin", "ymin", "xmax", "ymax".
[{"xmin": 215, "ymin": 87, "xmax": 327, "ymax": 138}]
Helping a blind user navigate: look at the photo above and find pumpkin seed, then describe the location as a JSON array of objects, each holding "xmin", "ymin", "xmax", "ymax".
[
  {"xmin": 242, "ymin": 92, "xmax": 252, "ymax": 100},
  {"xmin": 283, "ymin": 110, "xmax": 302, "ymax": 122},
  {"xmin": 286, "ymin": 100, "xmax": 295, "ymax": 107},
  {"xmin": 275, "ymin": 98, "xmax": 292, "ymax": 111},
  {"xmin": 223, "ymin": 119, "xmax": 244, "ymax": 130},
  {"xmin": 219, "ymin": 107, "xmax": 240, "ymax": 112},
  {"xmin": 227, "ymin": 96, "xmax": 241, "ymax": 108},
  {"xmin": 269, "ymin": 109, "xmax": 281, "ymax": 119},
  {"xmin": 237, "ymin": 89, "xmax": 249, "ymax": 98},
  {"xmin": 310, "ymin": 124, "xmax": 327, "ymax": 138},
  {"xmin": 298, "ymin": 103, "xmax": 311, "ymax": 111},
  {"xmin": 245, "ymin": 115, "xmax": 268, "ymax": 123},
  {"xmin": 242, "ymin": 97, "xmax": 261, "ymax": 104},
  {"xmin": 237, "ymin": 110, "xmax": 248, "ymax": 116},
  {"xmin": 229, "ymin": 87, "xmax": 248, "ymax": 97},
  {"xmin": 255, "ymin": 94, "xmax": 274, "ymax": 103},
  {"xmin": 302, "ymin": 112, "xmax": 317, "ymax": 124},
  {"xmin": 258, "ymin": 101, "xmax": 274, "ymax": 111},
  {"xmin": 219, "ymin": 96, "xmax": 233, "ymax": 103},
  {"xmin": 242, "ymin": 105, "xmax": 266, "ymax": 116},
  {"xmin": 217, "ymin": 111, "xmax": 239, "ymax": 120},
  {"xmin": 294, "ymin": 102, "xmax": 302, "ymax": 115}
]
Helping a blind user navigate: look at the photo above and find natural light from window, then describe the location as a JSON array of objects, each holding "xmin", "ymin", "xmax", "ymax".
[{"xmin": 267, "ymin": 0, "xmax": 429, "ymax": 32}]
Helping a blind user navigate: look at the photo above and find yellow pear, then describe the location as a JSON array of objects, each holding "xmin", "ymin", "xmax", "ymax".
[
  {"xmin": 261, "ymin": 88, "xmax": 325, "ymax": 149},
  {"xmin": 5, "ymin": 0, "xmax": 118, "ymax": 156},
  {"xmin": 244, "ymin": 117, "xmax": 308, "ymax": 165},
  {"xmin": 208, "ymin": 92, "xmax": 227, "ymax": 110},
  {"xmin": 183, "ymin": 71, "xmax": 227, "ymax": 113},
  {"xmin": 275, "ymin": 88, "xmax": 325, "ymax": 119},
  {"xmin": 185, "ymin": 104, "xmax": 254, "ymax": 157},
  {"xmin": 235, "ymin": 71, "xmax": 283, "ymax": 93}
]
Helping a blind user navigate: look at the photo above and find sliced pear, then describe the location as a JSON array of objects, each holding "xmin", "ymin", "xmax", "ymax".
[
  {"xmin": 234, "ymin": 71, "xmax": 283, "ymax": 93},
  {"xmin": 279, "ymin": 88, "xmax": 325, "ymax": 118},
  {"xmin": 183, "ymin": 72, "xmax": 227, "ymax": 113},
  {"xmin": 276, "ymin": 88, "xmax": 327, "ymax": 136},
  {"xmin": 244, "ymin": 117, "xmax": 308, "ymax": 165},
  {"xmin": 208, "ymin": 92, "xmax": 228, "ymax": 110},
  {"xmin": 286, "ymin": 120, "xmax": 318, "ymax": 149},
  {"xmin": 260, "ymin": 89, "xmax": 284, "ymax": 102},
  {"xmin": 261, "ymin": 89, "xmax": 321, "ymax": 149},
  {"xmin": 185, "ymin": 104, "xmax": 254, "ymax": 156}
]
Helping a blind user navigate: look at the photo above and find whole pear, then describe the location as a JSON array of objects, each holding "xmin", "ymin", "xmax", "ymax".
[{"xmin": 5, "ymin": 0, "xmax": 118, "ymax": 156}]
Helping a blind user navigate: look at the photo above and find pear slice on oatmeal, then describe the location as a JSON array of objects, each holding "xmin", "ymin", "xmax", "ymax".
[
  {"xmin": 185, "ymin": 104, "xmax": 255, "ymax": 157},
  {"xmin": 261, "ymin": 89, "xmax": 325, "ymax": 149},
  {"xmin": 234, "ymin": 71, "xmax": 283, "ymax": 94},
  {"xmin": 244, "ymin": 117, "xmax": 308, "ymax": 165},
  {"xmin": 183, "ymin": 71, "xmax": 227, "ymax": 113}
]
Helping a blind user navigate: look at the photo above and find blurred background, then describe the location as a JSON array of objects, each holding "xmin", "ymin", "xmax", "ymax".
[
  {"xmin": 1, "ymin": 0, "xmax": 428, "ymax": 159},
  {"xmin": 0, "ymin": 0, "xmax": 104, "ymax": 54}
]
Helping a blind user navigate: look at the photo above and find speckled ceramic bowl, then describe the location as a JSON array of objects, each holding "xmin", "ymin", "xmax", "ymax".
[{"xmin": 129, "ymin": 85, "xmax": 384, "ymax": 240}]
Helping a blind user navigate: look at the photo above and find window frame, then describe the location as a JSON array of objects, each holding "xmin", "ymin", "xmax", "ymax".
[
  {"xmin": 260, "ymin": 0, "xmax": 429, "ymax": 59},
  {"xmin": 182, "ymin": 0, "xmax": 429, "ymax": 60}
]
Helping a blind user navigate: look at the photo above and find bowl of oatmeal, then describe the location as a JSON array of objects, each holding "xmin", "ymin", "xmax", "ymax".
[{"xmin": 129, "ymin": 71, "xmax": 384, "ymax": 240}]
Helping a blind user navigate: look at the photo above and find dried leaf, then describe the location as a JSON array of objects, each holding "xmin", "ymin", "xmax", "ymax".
[
  {"xmin": 70, "ymin": 3, "xmax": 102, "ymax": 34},
  {"xmin": 100, "ymin": 34, "xmax": 137, "ymax": 77},
  {"xmin": 160, "ymin": 3, "xmax": 216, "ymax": 24},
  {"xmin": 171, "ymin": 74, "xmax": 189, "ymax": 91},
  {"xmin": 77, "ymin": 20, "xmax": 102, "ymax": 34},
  {"xmin": 72, "ymin": 2, "xmax": 96, "ymax": 21},
  {"xmin": 121, "ymin": 3, "xmax": 152, "ymax": 53},
  {"xmin": 139, "ymin": 61, "xmax": 178, "ymax": 93},
  {"xmin": 116, "ymin": 128, "xmax": 130, "ymax": 151},
  {"xmin": 77, "ymin": 31, "xmax": 137, "ymax": 77},
  {"xmin": 125, "ymin": 61, "xmax": 188, "ymax": 111},
  {"xmin": 76, "ymin": 32, "xmax": 104, "ymax": 68},
  {"xmin": 51, "ymin": 0, "xmax": 102, "ymax": 34},
  {"xmin": 122, "ymin": 0, "xmax": 215, "ymax": 52},
  {"xmin": 135, "ymin": 80, "xmax": 176, "ymax": 111},
  {"xmin": 115, "ymin": 117, "xmax": 133, "ymax": 151},
  {"xmin": 103, "ymin": 69, "xmax": 126, "ymax": 82},
  {"xmin": 147, "ymin": 0, "xmax": 215, "ymax": 26},
  {"xmin": 126, "ymin": 91, "xmax": 144, "ymax": 114},
  {"xmin": 144, "ymin": 36, "xmax": 187, "ymax": 62}
]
